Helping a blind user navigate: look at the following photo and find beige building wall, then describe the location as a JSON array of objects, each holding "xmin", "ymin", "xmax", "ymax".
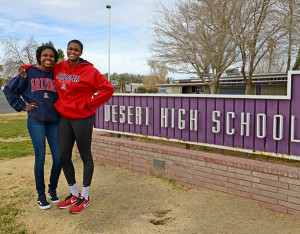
[
  {"xmin": 261, "ymin": 85, "xmax": 287, "ymax": 95},
  {"xmin": 159, "ymin": 83, "xmax": 287, "ymax": 95},
  {"xmin": 172, "ymin": 86, "xmax": 182, "ymax": 94}
]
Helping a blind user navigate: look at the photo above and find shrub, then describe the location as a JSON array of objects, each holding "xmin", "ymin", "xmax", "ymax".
[
  {"xmin": 137, "ymin": 86, "xmax": 147, "ymax": 93},
  {"xmin": 147, "ymin": 87, "xmax": 159, "ymax": 93}
]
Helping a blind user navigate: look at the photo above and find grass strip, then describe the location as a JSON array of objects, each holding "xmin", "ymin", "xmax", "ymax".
[
  {"xmin": 0, "ymin": 118, "xmax": 29, "ymax": 139},
  {"xmin": 0, "ymin": 140, "xmax": 34, "ymax": 159}
]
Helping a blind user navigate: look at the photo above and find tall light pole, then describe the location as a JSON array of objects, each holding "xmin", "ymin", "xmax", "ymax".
[{"xmin": 106, "ymin": 5, "xmax": 111, "ymax": 82}]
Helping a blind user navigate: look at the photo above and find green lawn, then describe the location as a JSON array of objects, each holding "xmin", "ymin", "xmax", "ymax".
[
  {"xmin": 0, "ymin": 141, "xmax": 34, "ymax": 159},
  {"xmin": 0, "ymin": 115, "xmax": 34, "ymax": 159},
  {"xmin": 0, "ymin": 117, "xmax": 29, "ymax": 139}
]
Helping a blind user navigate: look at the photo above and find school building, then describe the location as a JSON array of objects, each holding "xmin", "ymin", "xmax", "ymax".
[{"xmin": 155, "ymin": 73, "xmax": 287, "ymax": 95}]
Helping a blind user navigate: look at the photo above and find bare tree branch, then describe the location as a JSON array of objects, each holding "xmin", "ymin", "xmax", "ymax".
[
  {"xmin": 0, "ymin": 36, "xmax": 39, "ymax": 78},
  {"xmin": 149, "ymin": 0, "xmax": 238, "ymax": 94}
]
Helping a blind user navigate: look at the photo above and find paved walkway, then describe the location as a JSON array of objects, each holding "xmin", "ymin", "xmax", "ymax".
[{"xmin": 0, "ymin": 90, "xmax": 16, "ymax": 114}]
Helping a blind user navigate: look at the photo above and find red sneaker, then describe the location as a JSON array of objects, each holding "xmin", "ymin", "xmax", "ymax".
[
  {"xmin": 69, "ymin": 196, "xmax": 90, "ymax": 214},
  {"xmin": 57, "ymin": 194, "xmax": 79, "ymax": 209}
]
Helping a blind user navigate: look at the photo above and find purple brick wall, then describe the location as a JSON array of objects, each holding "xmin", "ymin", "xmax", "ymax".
[{"xmin": 95, "ymin": 73, "xmax": 300, "ymax": 158}]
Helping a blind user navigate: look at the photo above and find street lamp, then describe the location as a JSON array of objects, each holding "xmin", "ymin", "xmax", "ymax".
[{"xmin": 106, "ymin": 5, "xmax": 111, "ymax": 82}]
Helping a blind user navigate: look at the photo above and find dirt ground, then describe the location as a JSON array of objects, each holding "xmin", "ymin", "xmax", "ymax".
[{"xmin": 2, "ymin": 155, "xmax": 300, "ymax": 234}]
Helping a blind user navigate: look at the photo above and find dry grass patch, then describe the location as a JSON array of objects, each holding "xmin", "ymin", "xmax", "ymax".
[{"xmin": 2, "ymin": 155, "xmax": 300, "ymax": 234}]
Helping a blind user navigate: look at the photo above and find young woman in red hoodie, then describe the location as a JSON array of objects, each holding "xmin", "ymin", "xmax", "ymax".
[{"xmin": 21, "ymin": 40, "xmax": 114, "ymax": 214}]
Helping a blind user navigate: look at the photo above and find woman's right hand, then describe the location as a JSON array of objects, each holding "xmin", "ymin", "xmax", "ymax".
[
  {"xmin": 25, "ymin": 102, "xmax": 38, "ymax": 112},
  {"xmin": 19, "ymin": 67, "xmax": 27, "ymax": 78}
]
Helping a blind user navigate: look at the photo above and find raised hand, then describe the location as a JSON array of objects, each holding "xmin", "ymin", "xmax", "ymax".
[{"xmin": 19, "ymin": 67, "xmax": 27, "ymax": 78}]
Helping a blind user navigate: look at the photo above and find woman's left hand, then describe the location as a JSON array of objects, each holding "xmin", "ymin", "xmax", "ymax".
[{"xmin": 25, "ymin": 102, "xmax": 38, "ymax": 112}]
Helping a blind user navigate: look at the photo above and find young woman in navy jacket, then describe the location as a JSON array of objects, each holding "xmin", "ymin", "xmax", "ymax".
[
  {"xmin": 21, "ymin": 40, "xmax": 114, "ymax": 214},
  {"xmin": 5, "ymin": 45, "xmax": 62, "ymax": 210}
]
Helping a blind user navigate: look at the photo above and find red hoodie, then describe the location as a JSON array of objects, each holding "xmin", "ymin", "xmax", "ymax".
[{"xmin": 23, "ymin": 59, "xmax": 114, "ymax": 119}]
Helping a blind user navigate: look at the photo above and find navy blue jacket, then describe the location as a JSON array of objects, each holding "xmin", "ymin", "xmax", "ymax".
[{"xmin": 4, "ymin": 66, "xmax": 60, "ymax": 122}]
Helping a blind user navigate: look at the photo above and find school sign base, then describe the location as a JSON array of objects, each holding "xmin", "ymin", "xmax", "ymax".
[{"xmin": 75, "ymin": 131, "xmax": 300, "ymax": 216}]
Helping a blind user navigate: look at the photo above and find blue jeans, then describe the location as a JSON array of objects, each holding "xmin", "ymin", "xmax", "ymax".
[{"xmin": 27, "ymin": 117, "xmax": 61, "ymax": 198}]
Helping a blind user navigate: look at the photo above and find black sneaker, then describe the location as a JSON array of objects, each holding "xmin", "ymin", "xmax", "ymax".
[
  {"xmin": 47, "ymin": 190, "xmax": 60, "ymax": 203},
  {"xmin": 37, "ymin": 196, "xmax": 51, "ymax": 210}
]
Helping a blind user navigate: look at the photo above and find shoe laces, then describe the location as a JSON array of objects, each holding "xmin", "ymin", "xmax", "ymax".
[
  {"xmin": 75, "ymin": 197, "xmax": 85, "ymax": 206},
  {"xmin": 65, "ymin": 194, "xmax": 73, "ymax": 201}
]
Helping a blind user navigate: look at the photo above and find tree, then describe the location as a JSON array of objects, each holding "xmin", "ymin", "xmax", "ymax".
[
  {"xmin": 150, "ymin": 0, "xmax": 300, "ymax": 94},
  {"xmin": 57, "ymin": 49, "xmax": 65, "ymax": 62},
  {"xmin": 0, "ymin": 65, "xmax": 3, "ymax": 85},
  {"xmin": 166, "ymin": 77, "xmax": 175, "ymax": 84},
  {"xmin": 0, "ymin": 36, "xmax": 39, "ymax": 78},
  {"xmin": 251, "ymin": 0, "xmax": 300, "ymax": 73},
  {"xmin": 292, "ymin": 47, "xmax": 300, "ymax": 70},
  {"xmin": 278, "ymin": 0, "xmax": 300, "ymax": 71},
  {"xmin": 116, "ymin": 74, "xmax": 127, "ymax": 93},
  {"xmin": 143, "ymin": 60, "xmax": 168, "ymax": 90},
  {"xmin": 254, "ymin": 56, "xmax": 286, "ymax": 74},
  {"xmin": 106, "ymin": 72, "xmax": 145, "ymax": 84},
  {"xmin": 149, "ymin": 0, "xmax": 238, "ymax": 93},
  {"xmin": 42, "ymin": 41, "xmax": 54, "ymax": 47},
  {"xmin": 232, "ymin": 0, "xmax": 287, "ymax": 94},
  {"xmin": 104, "ymin": 72, "xmax": 145, "ymax": 93}
]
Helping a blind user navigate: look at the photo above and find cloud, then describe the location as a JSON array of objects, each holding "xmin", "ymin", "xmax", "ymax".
[
  {"xmin": 0, "ymin": 0, "xmax": 166, "ymax": 75},
  {"xmin": 0, "ymin": 0, "xmax": 155, "ymax": 27},
  {"xmin": 0, "ymin": 17, "xmax": 74, "ymax": 39}
]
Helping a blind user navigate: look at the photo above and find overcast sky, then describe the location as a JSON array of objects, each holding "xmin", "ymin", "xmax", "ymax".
[{"xmin": 0, "ymin": 0, "xmax": 167, "ymax": 76}]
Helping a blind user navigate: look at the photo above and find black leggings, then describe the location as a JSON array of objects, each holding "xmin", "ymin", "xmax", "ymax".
[{"xmin": 58, "ymin": 115, "xmax": 94, "ymax": 186}]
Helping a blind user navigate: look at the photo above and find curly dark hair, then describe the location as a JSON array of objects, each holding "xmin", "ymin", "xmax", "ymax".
[
  {"xmin": 68, "ymin": 39, "xmax": 83, "ymax": 52},
  {"xmin": 36, "ymin": 45, "xmax": 59, "ymax": 65}
]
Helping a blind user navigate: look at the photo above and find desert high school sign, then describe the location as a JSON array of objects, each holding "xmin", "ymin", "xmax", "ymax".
[
  {"xmin": 104, "ymin": 106, "xmax": 300, "ymax": 143},
  {"xmin": 95, "ymin": 71, "xmax": 300, "ymax": 159}
]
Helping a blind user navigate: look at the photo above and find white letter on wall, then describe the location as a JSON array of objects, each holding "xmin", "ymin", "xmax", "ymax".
[
  {"xmin": 119, "ymin": 106, "xmax": 126, "ymax": 123},
  {"xmin": 241, "ymin": 112, "xmax": 250, "ymax": 136},
  {"xmin": 171, "ymin": 108, "xmax": 175, "ymax": 128},
  {"xmin": 256, "ymin": 114, "xmax": 266, "ymax": 138},
  {"xmin": 291, "ymin": 115, "xmax": 300, "ymax": 143},
  {"xmin": 226, "ymin": 112, "xmax": 235, "ymax": 135},
  {"xmin": 190, "ymin": 110, "xmax": 198, "ymax": 131},
  {"xmin": 112, "ymin": 105, "xmax": 117, "ymax": 123},
  {"xmin": 146, "ymin": 107, "xmax": 150, "ymax": 126},
  {"xmin": 273, "ymin": 115, "xmax": 283, "ymax": 141},
  {"xmin": 212, "ymin": 111, "xmax": 221, "ymax": 133},
  {"xmin": 178, "ymin": 109, "xmax": 186, "ymax": 130},
  {"xmin": 136, "ymin": 107, "xmax": 142, "ymax": 125},
  {"xmin": 105, "ymin": 105, "xmax": 110, "ymax": 122},
  {"xmin": 161, "ymin": 108, "xmax": 168, "ymax": 128},
  {"xmin": 128, "ymin": 106, "xmax": 133, "ymax": 124}
]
